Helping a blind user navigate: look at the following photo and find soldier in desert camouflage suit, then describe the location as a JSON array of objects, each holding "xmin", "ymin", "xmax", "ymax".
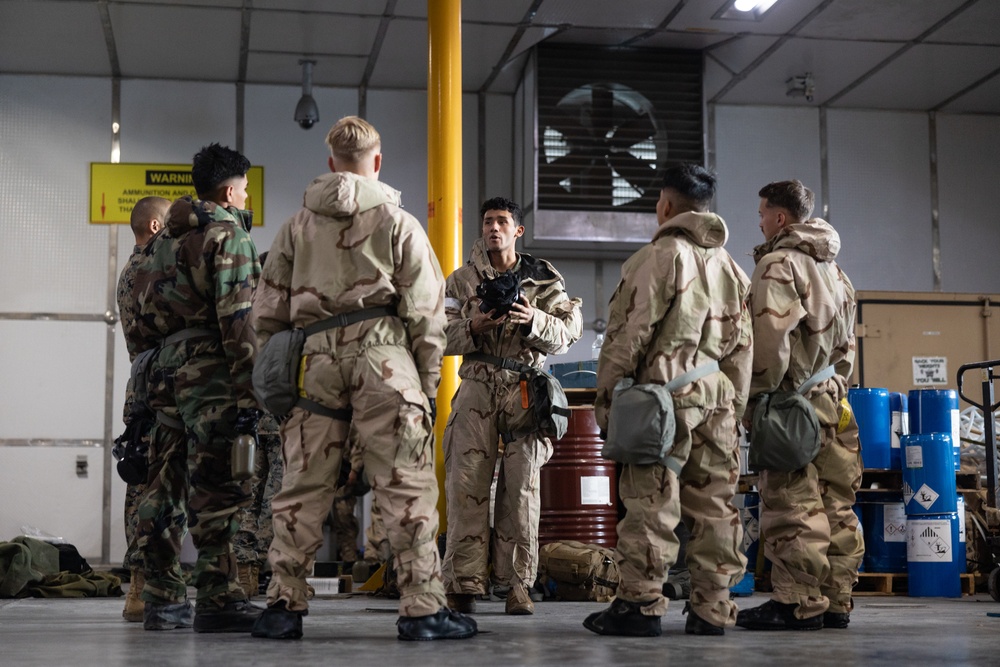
[
  {"xmin": 117, "ymin": 196, "xmax": 171, "ymax": 622},
  {"xmin": 583, "ymin": 164, "xmax": 752, "ymax": 638},
  {"xmin": 736, "ymin": 180, "xmax": 863, "ymax": 632},
  {"xmin": 250, "ymin": 116, "xmax": 476, "ymax": 642},
  {"xmin": 441, "ymin": 196, "xmax": 583, "ymax": 616},
  {"xmin": 128, "ymin": 144, "xmax": 263, "ymax": 633}
]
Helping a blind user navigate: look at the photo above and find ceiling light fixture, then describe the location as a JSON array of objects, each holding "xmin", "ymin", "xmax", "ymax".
[
  {"xmin": 294, "ymin": 59, "xmax": 319, "ymax": 130},
  {"xmin": 715, "ymin": 0, "xmax": 780, "ymax": 20},
  {"xmin": 786, "ymin": 72, "xmax": 815, "ymax": 103}
]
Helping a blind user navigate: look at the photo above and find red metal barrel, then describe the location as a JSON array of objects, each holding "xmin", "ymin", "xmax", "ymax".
[{"xmin": 539, "ymin": 406, "xmax": 619, "ymax": 548}]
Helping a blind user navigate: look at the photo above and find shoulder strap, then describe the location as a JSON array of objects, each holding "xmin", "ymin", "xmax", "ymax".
[
  {"xmin": 797, "ymin": 365, "xmax": 836, "ymax": 395},
  {"xmin": 663, "ymin": 360, "xmax": 721, "ymax": 392},
  {"xmin": 303, "ymin": 305, "xmax": 398, "ymax": 337}
]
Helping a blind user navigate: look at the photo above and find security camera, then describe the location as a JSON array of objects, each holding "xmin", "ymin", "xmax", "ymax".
[
  {"xmin": 294, "ymin": 60, "xmax": 319, "ymax": 130},
  {"xmin": 786, "ymin": 73, "xmax": 816, "ymax": 103},
  {"xmin": 294, "ymin": 95, "xmax": 319, "ymax": 129}
]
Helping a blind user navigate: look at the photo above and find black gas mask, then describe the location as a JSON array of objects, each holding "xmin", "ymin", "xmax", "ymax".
[{"xmin": 476, "ymin": 270, "xmax": 521, "ymax": 319}]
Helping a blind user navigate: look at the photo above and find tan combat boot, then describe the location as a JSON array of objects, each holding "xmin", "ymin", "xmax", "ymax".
[
  {"xmin": 505, "ymin": 583, "xmax": 534, "ymax": 615},
  {"xmin": 237, "ymin": 563, "xmax": 259, "ymax": 600},
  {"xmin": 122, "ymin": 569, "xmax": 145, "ymax": 622}
]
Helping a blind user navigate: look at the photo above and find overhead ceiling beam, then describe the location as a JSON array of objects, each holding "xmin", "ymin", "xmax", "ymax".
[
  {"xmin": 477, "ymin": 0, "xmax": 546, "ymax": 93},
  {"xmin": 360, "ymin": 0, "xmax": 398, "ymax": 91},
  {"xmin": 932, "ymin": 64, "xmax": 1000, "ymax": 111},
  {"xmin": 238, "ymin": 0, "xmax": 252, "ymax": 83},
  {"xmin": 618, "ymin": 0, "xmax": 687, "ymax": 47},
  {"xmin": 823, "ymin": 0, "xmax": 981, "ymax": 107},
  {"xmin": 96, "ymin": 0, "xmax": 121, "ymax": 78},
  {"xmin": 707, "ymin": 0, "xmax": 835, "ymax": 104}
]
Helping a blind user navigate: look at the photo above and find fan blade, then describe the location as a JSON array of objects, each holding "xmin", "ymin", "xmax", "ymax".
[
  {"xmin": 590, "ymin": 86, "xmax": 616, "ymax": 137},
  {"xmin": 608, "ymin": 152, "xmax": 657, "ymax": 191},
  {"xmin": 607, "ymin": 113, "xmax": 657, "ymax": 150},
  {"xmin": 576, "ymin": 163, "xmax": 615, "ymax": 204}
]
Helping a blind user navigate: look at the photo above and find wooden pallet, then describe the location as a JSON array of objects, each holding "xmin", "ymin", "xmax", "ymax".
[{"xmin": 854, "ymin": 572, "xmax": 977, "ymax": 596}]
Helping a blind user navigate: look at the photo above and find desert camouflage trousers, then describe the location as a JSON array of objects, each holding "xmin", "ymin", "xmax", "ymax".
[
  {"xmin": 233, "ymin": 413, "xmax": 284, "ymax": 566},
  {"xmin": 442, "ymin": 377, "xmax": 553, "ymax": 594},
  {"xmin": 615, "ymin": 403, "xmax": 746, "ymax": 628},
  {"xmin": 759, "ymin": 403, "xmax": 864, "ymax": 618},
  {"xmin": 365, "ymin": 492, "xmax": 390, "ymax": 562},
  {"xmin": 266, "ymin": 344, "xmax": 445, "ymax": 617},
  {"xmin": 138, "ymin": 345, "xmax": 250, "ymax": 606}
]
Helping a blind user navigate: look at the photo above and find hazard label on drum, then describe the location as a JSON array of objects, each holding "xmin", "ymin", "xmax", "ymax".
[{"xmin": 907, "ymin": 519, "xmax": 952, "ymax": 562}]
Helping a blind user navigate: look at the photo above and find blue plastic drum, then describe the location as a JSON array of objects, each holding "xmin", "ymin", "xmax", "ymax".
[
  {"xmin": 889, "ymin": 392, "xmax": 908, "ymax": 470},
  {"xmin": 906, "ymin": 512, "xmax": 962, "ymax": 597},
  {"xmin": 908, "ymin": 389, "xmax": 960, "ymax": 471},
  {"xmin": 862, "ymin": 495, "xmax": 907, "ymax": 573},
  {"xmin": 901, "ymin": 433, "xmax": 957, "ymax": 515},
  {"xmin": 849, "ymin": 388, "xmax": 891, "ymax": 470}
]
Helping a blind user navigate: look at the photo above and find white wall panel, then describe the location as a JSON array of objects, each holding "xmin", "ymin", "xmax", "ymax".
[
  {"xmin": 366, "ymin": 89, "xmax": 429, "ymax": 229},
  {"xmin": 827, "ymin": 109, "xmax": 933, "ymax": 291},
  {"xmin": 244, "ymin": 84, "xmax": 359, "ymax": 254},
  {"xmin": 0, "ymin": 446, "xmax": 105, "ymax": 559},
  {"xmin": 714, "ymin": 105, "xmax": 822, "ymax": 278},
  {"xmin": 936, "ymin": 114, "xmax": 1000, "ymax": 293},
  {"xmin": 0, "ymin": 321, "xmax": 108, "ymax": 439},
  {"xmin": 119, "ymin": 79, "xmax": 237, "ymax": 164},
  {"xmin": 0, "ymin": 75, "xmax": 112, "ymax": 314}
]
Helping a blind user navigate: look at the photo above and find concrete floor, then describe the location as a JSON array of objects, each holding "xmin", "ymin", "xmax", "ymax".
[{"xmin": 2, "ymin": 589, "xmax": 998, "ymax": 666}]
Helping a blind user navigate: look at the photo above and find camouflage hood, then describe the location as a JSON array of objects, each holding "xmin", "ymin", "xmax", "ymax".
[
  {"xmin": 752, "ymin": 218, "xmax": 840, "ymax": 264},
  {"xmin": 303, "ymin": 171, "xmax": 401, "ymax": 219},
  {"xmin": 652, "ymin": 210, "xmax": 729, "ymax": 249},
  {"xmin": 165, "ymin": 195, "xmax": 252, "ymax": 236},
  {"xmin": 468, "ymin": 237, "xmax": 563, "ymax": 289}
]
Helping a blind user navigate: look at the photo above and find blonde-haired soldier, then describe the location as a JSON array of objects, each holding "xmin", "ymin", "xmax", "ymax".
[{"xmin": 251, "ymin": 116, "xmax": 477, "ymax": 642}]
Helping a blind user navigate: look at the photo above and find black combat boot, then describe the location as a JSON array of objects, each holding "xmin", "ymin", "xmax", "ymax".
[
  {"xmin": 251, "ymin": 600, "xmax": 304, "ymax": 639},
  {"xmin": 582, "ymin": 598, "xmax": 662, "ymax": 637},
  {"xmin": 397, "ymin": 608, "xmax": 478, "ymax": 641},
  {"xmin": 143, "ymin": 600, "xmax": 194, "ymax": 631},
  {"xmin": 683, "ymin": 602, "xmax": 724, "ymax": 636},
  {"xmin": 823, "ymin": 610, "xmax": 850, "ymax": 628},
  {"xmin": 193, "ymin": 599, "xmax": 264, "ymax": 633},
  {"xmin": 735, "ymin": 600, "xmax": 823, "ymax": 631}
]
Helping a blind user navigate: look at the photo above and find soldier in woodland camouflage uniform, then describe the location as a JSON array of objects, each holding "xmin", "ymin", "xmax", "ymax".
[
  {"xmin": 233, "ymin": 411, "xmax": 283, "ymax": 598},
  {"xmin": 583, "ymin": 164, "xmax": 752, "ymax": 638},
  {"xmin": 442, "ymin": 197, "xmax": 583, "ymax": 617},
  {"xmin": 736, "ymin": 180, "xmax": 863, "ymax": 631},
  {"xmin": 128, "ymin": 144, "xmax": 263, "ymax": 633},
  {"xmin": 117, "ymin": 196, "xmax": 171, "ymax": 622},
  {"xmin": 251, "ymin": 116, "xmax": 476, "ymax": 642}
]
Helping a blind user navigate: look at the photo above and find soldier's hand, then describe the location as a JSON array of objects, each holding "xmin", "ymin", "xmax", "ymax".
[
  {"xmin": 508, "ymin": 294, "xmax": 534, "ymax": 327},
  {"xmin": 470, "ymin": 305, "xmax": 506, "ymax": 334}
]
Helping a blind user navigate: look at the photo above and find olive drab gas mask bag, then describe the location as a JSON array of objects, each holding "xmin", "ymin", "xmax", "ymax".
[
  {"xmin": 748, "ymin": 365, "xmax": 836, "ymax": 472},
  {"xmin": 252, "ymin": 327, "xmax": 305, "ymax": 417},
  {"xmin": 601, "ymin": 361, "xmax": 720, "ymax": 468}
]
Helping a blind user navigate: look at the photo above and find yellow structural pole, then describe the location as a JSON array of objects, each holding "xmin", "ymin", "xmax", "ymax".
[{"xmin": 427, "ymin": 0, "xmax": 462, "ymax": 532}]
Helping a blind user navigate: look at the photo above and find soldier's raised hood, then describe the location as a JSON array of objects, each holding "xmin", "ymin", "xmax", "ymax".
[
  {"xmin": 467, "ymin": 236, "xmax": 561, "ymax": 287},
  {"xmin": 164, "ymin": 195, "xmax": 247, "ymax": 236},
  {"xmin": 302, "ymin": 171, "xmax": 401, "ymax": 218},
  {"xmin": 752, "ymin": 218, "xmax": 840, "ymax": 265},
  {"xmin": 651, "ymin": 210, "xmax": 729, "ymax": 249}
]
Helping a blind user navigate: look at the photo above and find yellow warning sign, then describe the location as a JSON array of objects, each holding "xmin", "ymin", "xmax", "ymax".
[{"xmin": 89, "ymin": 163, "xmax": 264, "ymax": 226}]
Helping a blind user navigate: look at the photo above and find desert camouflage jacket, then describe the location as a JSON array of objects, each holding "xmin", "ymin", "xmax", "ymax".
[
  {"xmin": 253, "ymin": 171, "xmax": 446, "ymax": 398},
  {"xmin": 444, "ymin": 237, "xmax": 583, "ymax": 383},
  {"xmin": 128, "ymin": 196, "xmax": 261, "ymax": 410},
  {"xmin": 595, "ymin": 211, "xmax": 753, "ymax": 429},
  {"xmin": 748, "ymin": 218, "xmax": 856, "ymax": 409}
]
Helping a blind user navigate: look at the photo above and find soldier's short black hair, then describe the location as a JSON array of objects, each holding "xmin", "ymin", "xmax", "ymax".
[
  {"xmin": 661, "ymin": 163, "xmax": 716, "ymax": 212},
  {"xmin": 758, "ymin": 180, "xmax": 815, "ymax": 221},
  {"xmin": 479, "ymin": 196, "xmax": 522, "ymax": 226},
  {"xmin": 191, "ymin": 143, "xmax": 251, "ymax": 197}
]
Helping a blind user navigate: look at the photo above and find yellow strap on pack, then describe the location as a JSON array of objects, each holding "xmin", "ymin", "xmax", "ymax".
[
  {"xmin": 298, "ymin": 355, "xmax": 308, "ymax": 398},
  {"xmin": 837, "ymin": 397, "xmax": 852, "ymax": 433}
]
